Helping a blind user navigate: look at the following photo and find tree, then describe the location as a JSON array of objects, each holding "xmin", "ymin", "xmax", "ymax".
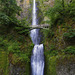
[{"xmin": 0, "ymin": 0, "xmax": 21, "ymax": 26}]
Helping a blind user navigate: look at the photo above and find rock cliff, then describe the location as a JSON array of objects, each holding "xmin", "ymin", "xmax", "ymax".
[{"xmin": 16, "ymin": 0, "xmax": 30, "ymax": 19}]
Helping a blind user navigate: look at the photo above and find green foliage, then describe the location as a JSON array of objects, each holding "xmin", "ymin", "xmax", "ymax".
[
  {"xmin": 0, "ymin": 12, "xmax": 20, "ymax": 28},
  {"xmin": 0, "ymin": 37, "xmax": 8, "ymax": 50},
  {"xmin": 0, "ymin": 51, "xmax": 9, "ymax": 75},
  {"xmin": 0, "ymin": 37, "xmax": 9, "ymax": 75},
  {"xmin": 48, "ymin": 45, "xmax": 58, "ymax": 56},
  {"xmin": 8, "ymin": 42, "xmax": 21, "ymax": 53},
  {"xmin": 63, "ymin": 29, "xmax": 75, "ymax": 41},
  {"xmin": 0, "ymin": 13, "xmax": 10, "ymax": 25},
  {"xmin": 0, "ymin": 0, "xmax": 21, "ymax": 16},
  {"xmin": 49, "ymin": 56, "xmax": 57, "ymax": 75},
  {"xmin": 19, "ymin": 53, "xmax": 30, "ymax": 62},
  {"xmin": 12, "ymin": 53, "xmax": 30, "ymax": 64},
  {"xmin": 68, "ymin": 0, "xmax": 75, "ymax": 20},
  {"xmin": 44, "ymin": 1, "xmax": 75, "ymax": 75},
  {"xmin": 15, "ymin": 18, "xmax": 30, "ymax": 35},
  {"xmin": 41, "ymin": 29, "xmax": 54, "ymax": 39},
  {"xmin": 7, "ymin": 39, "xmax": 33, "ymax": 63},
  {"xmin": 49, "ymin": 50, "xmax": 58, "ymax": 57},
  {"xmin": 64, "ymin": 46, "xmax": 75, "ymax": 54},
  {"xmin": 0, "ymin": 34, "xmax": 33, "ymax": 64},
  {"xmin": 45, "ymin": 0, "xmax": 63, "ymax": 26},
  {"xmin": 45, "ymin": 54, "xmax": 57, "ymax": 75},
  {"xmin": 45, "ymin": 45, "xmax": 58, "ymax": 57},
  {"xmin": 44, "ymin": 0, "xmax": 75, "ymax": 39},
  {"xmin": 0, "ymin": 0, "xmax": 30, "ymax": 36},
  {"xmin": 15, "ymin": 26, "xmax": 29, "ymax": 35},
  {"xmin": 45, "ymin": 0, "xmax": 75, "ymax": 27},
  {"xmin": 0, "ymin": 0, "xmax": 22, "ymax": 37}
]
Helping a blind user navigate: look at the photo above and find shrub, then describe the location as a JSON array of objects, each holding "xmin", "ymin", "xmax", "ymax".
[
  {"xmin": 8, "ymin": 42, "xmax": 21, "ymax": 53},
  {"xmin": 63, "ymin": 29, "xmax": 75, "ymax": 41},
  {"xmin": 64, "ymin": 46, "xmax": 75, "ymax": 54},
  {"xmin": 0, "ymin": 37, "xmax": 8, "ymax": 51},
  {"xmin": 45, "ymin": 0, "xmax": 75, "ymax": 27}
]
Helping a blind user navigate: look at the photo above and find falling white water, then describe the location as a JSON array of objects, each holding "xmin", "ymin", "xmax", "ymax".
[
  {"xmin": 30, "ymin": 0, "xmax": 44, "ymax": 75},
  {"xmin": 32, "ymin": 0, "xmax": 36, "ymax": 25}
]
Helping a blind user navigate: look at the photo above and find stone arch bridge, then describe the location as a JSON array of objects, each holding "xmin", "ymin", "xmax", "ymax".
[{"xmin": 29, "ymin": 24, "xmax": 49, "ymax": 30}]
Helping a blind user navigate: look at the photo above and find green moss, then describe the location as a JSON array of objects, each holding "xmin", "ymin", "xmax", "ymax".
[
  {"xmin": 44, "ymin": 48, "xmax": 57, "ymax": 75},
  {"xmin": 0, "ymin": 51, "xmax": 9, "ymax": 75},
  {"xmin": 64, "ymin": 46, "xmax": 75, "ymax": 54},
  {"xmin": 45, "ymin": 52, "xmax": 75, "ymax": 75},
  {"xmin": 49, "ymin": 56, "xmax": 57, "ymax": 75},
  {"xmin": 0, "ymin": 33, "xmax": 33, "ymax": 74},
  {"xmin": 56, "ymin": 55, "xmax": 75, "ymax": 66}
]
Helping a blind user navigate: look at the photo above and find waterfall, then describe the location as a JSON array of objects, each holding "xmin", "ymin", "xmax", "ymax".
[{"xmin": 30, "ymin": 0, "xmax": 44, "ymax": 75}]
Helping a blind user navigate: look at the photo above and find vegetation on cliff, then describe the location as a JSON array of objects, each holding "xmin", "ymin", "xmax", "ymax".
[
  {"xmin": 43, "ymin": 0, "xmax": 75, "ymax": 75},
  {"xmin": 0, "ymin": 0, "xmax": 32, "ymax": 75},
  {"xmin": 0, "ymin": 0, "xmax": 75, "ymax": 75}
]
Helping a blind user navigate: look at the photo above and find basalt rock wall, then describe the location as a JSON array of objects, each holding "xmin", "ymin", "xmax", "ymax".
[{"xmin": 16, "ymin": 0, "xmax": 30, "ymax": 19}]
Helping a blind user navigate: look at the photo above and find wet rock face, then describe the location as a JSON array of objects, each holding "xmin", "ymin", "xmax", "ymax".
[
  {"xmin": 57, "ymin": 64, "xmax": 75, "ymax": 75},
  {"xmin": 16, "ymin": 0, "xmax": 30, "ymax": 8},
  {"xmin": 16, "ymin": 0, "xmax": 30, "ymax": 19},
  {"xmin": 43, "ymin": 0, "xmax": 54, "ymax": 7},
  {"xmin": 9, "ymin": 64, "xmax": 26, "ymax": 75},
  {"xmin": 9, "ymin": 63, "xmax": 30, "ymax": 75}
]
